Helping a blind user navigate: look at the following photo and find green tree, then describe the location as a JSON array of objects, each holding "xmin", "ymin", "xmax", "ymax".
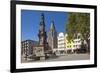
[{"xmin": 66, "ymin": 12, "xmax": 90, "ymax": 53}]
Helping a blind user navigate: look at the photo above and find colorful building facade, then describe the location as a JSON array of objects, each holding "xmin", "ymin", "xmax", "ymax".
[
  {"xmin": 65, "ymin": 34, "xmax": 74, "ymax": 51},
  {"xmin": 65, "ymin": 33, "xmax": 82, "ymax": 53}
]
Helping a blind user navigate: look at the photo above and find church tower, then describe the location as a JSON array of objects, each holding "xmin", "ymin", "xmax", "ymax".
[{"xmin": 48, "ymin": 21, "xmax": 58, "ymax": 50}]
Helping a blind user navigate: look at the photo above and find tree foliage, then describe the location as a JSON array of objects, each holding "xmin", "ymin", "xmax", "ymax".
[
  {"xmin": 66, "ymin": 12, "xmax": 90, "ymax": 52},
  {"xmin": 66, "ymin": 12, "xmax": 90, "ymax": 41}
]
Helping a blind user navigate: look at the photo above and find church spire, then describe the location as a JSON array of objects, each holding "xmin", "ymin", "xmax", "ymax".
[
  {"xmin": 48, "ymin": 20, "xmax": 58, "ymax": 49},
  {"xmin": 50, "ymin": 20, "xmax": 55, "ymax": 31}
]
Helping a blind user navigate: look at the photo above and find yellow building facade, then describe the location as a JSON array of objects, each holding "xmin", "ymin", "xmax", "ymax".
[{"xmin": 65, "ymin": 34, "xmax": 74, "ymax": 50}]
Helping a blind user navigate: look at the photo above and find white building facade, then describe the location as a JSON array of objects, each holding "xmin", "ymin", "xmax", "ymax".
[
  {"xmin": 73, "ymin": 38, "xmax": 81, "ymax": 50},
  {"xmin": 53, "ymin": 32, "xmax": 66, "ymax": 56},
  {"xmin": 58, "ymin": 32, "xmax": 66, "ymax": 48}
]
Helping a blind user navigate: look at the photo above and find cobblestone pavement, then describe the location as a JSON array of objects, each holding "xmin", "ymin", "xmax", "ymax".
[
  {"xmin": 21, "ymin": 53, "xmax": 90, "ymax": 63},
  {"xmin": 45, "ymin": 53, "xmax": 90, "ymax": 62}
]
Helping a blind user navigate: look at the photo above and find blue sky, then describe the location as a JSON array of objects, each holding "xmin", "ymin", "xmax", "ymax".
[{"xmin": 21, "ymin": 10, "xmax": 68, "ymax": 41}]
